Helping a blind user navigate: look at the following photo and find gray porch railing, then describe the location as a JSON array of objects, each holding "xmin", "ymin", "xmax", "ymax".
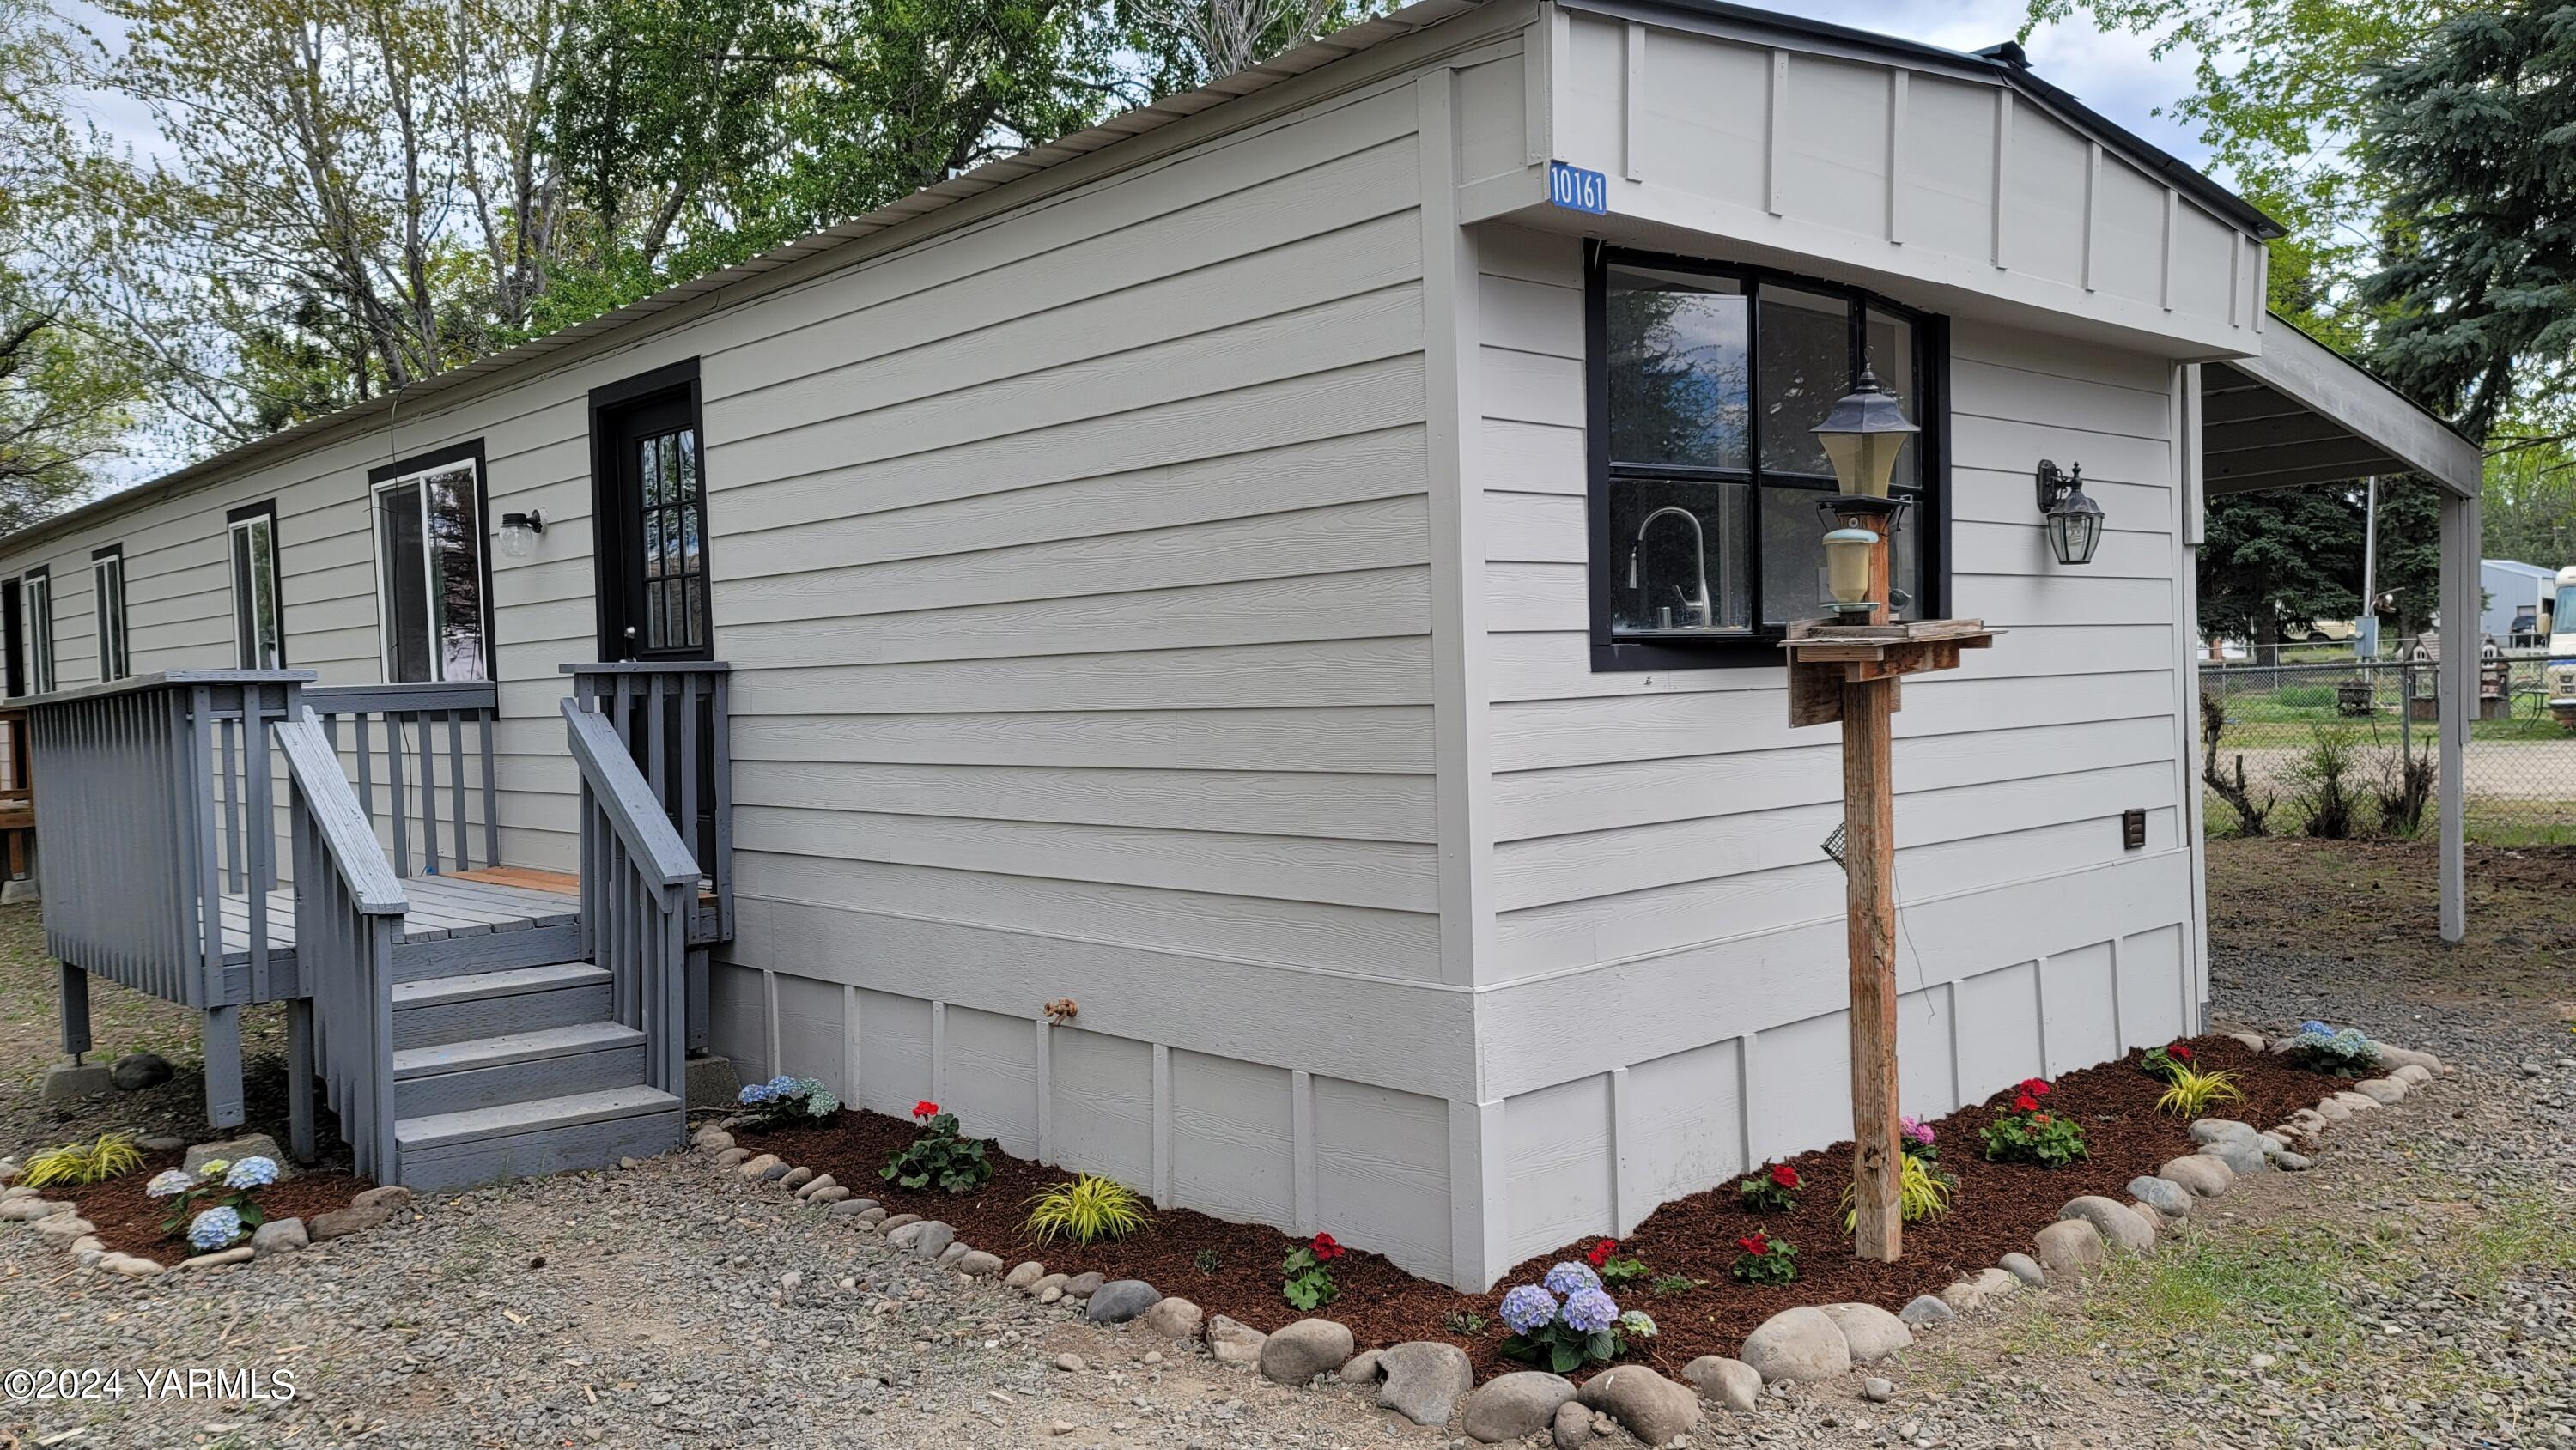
[
  {"xmin": 564, "ymin": 699, "xmax": 695, "ymax": 1104},
  {"xmin": 306, "ymin": 681, "xmax": 501, "ymax": 878},
  {"xmin": 563, "ymin": 664, "xmax": 732, "ymax": 943},
  {"xmin": 277, "ymin": 712, "xmax": 404, "ymax": 1179},
  {"xmin": 24, "ymin": 670, "xmax": 309, "ymax": 1126}
]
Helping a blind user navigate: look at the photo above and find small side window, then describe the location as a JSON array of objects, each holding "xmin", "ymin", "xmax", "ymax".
[
  {"xmin": 228, "ymin": 502, "xmax": 285, "ymax": 669},
  {"xmin": 89, "ymin": 547, "xmax": 128, "ymax": 683},
  {"xmin": 20, "ymin": 568, "xmax": 52, "ymax": 695}
]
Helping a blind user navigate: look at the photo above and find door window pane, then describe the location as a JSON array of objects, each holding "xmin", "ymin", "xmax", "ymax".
[
  {"xmin": 22, "ymin": 573, "xmax": 52, "ymax": 695},
  {"xmin": 91, "ymin": 553, "xmax": 129, "ymax": 682},
  {"xmin": 632, "ymin": 425, "xmax": 707, "ymax": 652},
  {"xmin": 1757, "ymin": 287, "xmax": 1851, "ymax": 477},
  {"xmin": 1607, "ymin": 477, "xmax": 1752, "ymax": 635},
  {"xmin": 1606, "ymin": 267, "xmax": 1750, "ymax": 470}
]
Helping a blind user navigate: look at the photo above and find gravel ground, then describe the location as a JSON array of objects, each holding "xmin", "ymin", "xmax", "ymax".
[{"xmin": 0, "ymin": 856, "xmax": 2570, "ymax": 1450}]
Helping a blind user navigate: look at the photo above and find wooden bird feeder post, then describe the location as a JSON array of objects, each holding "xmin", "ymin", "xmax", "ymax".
[{"xmin": 1782, "ymin": 434, "xmax": 1996, "ymax": 1263}]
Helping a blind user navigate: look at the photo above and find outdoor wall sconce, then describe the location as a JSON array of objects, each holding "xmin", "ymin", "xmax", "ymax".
[
  {"xmin": 498, "ymin": 507, "xmax": 547, "ymax": 561},
  {"xmin": 2034, "ymin": 460, "xmax": 2104, "ymax": 566}
]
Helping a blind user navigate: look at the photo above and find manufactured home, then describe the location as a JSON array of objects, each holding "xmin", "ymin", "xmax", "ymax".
[{"xmin": 0, "ymin": 0, "xmax": 2480, "ymax": 1289}]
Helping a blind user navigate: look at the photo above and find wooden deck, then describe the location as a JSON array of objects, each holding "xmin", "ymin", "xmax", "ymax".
[{"xmin": 218, "ymin": 869, "xmax": 579, "ymax": 961}]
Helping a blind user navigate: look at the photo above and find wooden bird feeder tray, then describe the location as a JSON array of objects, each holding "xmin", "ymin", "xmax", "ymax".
[{"xmin": 1783, "ymin": 618, "xmax": 2001, "ymax": 726}]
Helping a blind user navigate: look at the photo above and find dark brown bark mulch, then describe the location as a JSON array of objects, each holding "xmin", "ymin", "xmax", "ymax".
[
  {"xmin": 737, "ymin": 1034, "xmax": 2347, "ymax": 1381},
  {"xmin": 64, "ymin": 1149, "xmax": 370, "ymax": 1260}
]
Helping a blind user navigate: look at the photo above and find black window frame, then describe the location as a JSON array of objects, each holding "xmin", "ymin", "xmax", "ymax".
[
  {"xmin": 367, "ymin": 440, "xmax": 496, "ymax": 683},
  {"xmin": 587, "ymin": 358, "xmax": 713, "ymax": 663},
  {"xmin": 228, "ymin": 499, "xmax": 287, "ymax": 670},
  {"xmin": 16, "ymin": 567, "xmax": 50, "ymax": 696},
  {"xmin": 1585, "ymin": 243, "xmax": 1952, "ymax": 673},
  {"xmin": 89, "ymin": 544, "xmax": 129, "ymax": 683}
]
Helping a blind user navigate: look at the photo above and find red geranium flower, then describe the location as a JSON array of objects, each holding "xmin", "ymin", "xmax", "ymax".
[
  {"xmin": 1735, "ymin": 1233, "xmax": 1769, "ymax": 1255},
  {"xmin": 912, "ymin": 1101, "xmax": 939, "ymax": 1119},
  {"xmin": 2168, "ymin": 1043, "xmax": 2194, "ymax": 1059},
  {"xmin": 2018, "ymin": 1077, "xmax": 2051, "ymax": 1096},
  {"xmin": 2032, "ymin": 1113, "xmax": 2052, "ymax": 1125},
  {"xmin": 2013, "ymin": 1094, "xmax": 2039, "ymax": 1113},
  {"xmin": 1311, "ymin": 1232, "xmax": 1343, "ymax": 1261},
  {"xmin": 1587, "ymin": 1239, "xmax": 1617, "ymax": 1267},
  {"xmin": 1769, "ymin": 1162, "xmax": 1800, "ymax": 1189}
]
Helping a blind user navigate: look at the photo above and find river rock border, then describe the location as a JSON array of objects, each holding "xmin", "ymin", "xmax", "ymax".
[
  {"xmin": 0, "ymin": 1161, "xmax": 412, "ymax": 1280},
  {"xmin": 693, "ymin": 1032, "xmax": 2443, "ymax": 1447}
]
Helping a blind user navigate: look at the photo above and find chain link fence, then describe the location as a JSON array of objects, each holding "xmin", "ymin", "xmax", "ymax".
[{"xmin": 2198, "ymin": 658, "xmax": 2576, "ymax": 845}]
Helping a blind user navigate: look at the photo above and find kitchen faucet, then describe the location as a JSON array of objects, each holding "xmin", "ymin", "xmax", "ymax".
[{"xmin": 1627, "ymin": 505, "xmax": 1712, "ymax": 629}]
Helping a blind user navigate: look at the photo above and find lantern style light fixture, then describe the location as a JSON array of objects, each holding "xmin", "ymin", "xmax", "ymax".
[
  {"xmin": 1811, "ymin": 369, "xmax": 1921, "ymax": 498},
  {"xmin": 498, "ymin": 507, "xmax": 547, "ymax": 561},
  {"xmin": 2034, "ymin": 460, "xmax": 2104, "ymax": 566}
]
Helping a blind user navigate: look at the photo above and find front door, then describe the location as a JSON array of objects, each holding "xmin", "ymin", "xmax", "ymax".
[{"xmin": 591, "ymin": 361, "xmax": 712, "ymax": 662}]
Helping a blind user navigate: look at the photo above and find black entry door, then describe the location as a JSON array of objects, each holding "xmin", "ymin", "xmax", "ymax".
[{"xmin": 591, "ymin": 361, "xmax": 712, "ymax": 662}]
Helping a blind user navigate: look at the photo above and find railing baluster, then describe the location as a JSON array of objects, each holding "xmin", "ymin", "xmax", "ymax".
[
  {"xmin": 447, "ymin": 709, "xmax": 467, "ymax": 872},
  {"xmin": 386, "ymin": 713, "xmax": 410, "ymax": 878},
  {"xmin": 478, "ymin": 708, "xmax": 498, "ymax": 869}
]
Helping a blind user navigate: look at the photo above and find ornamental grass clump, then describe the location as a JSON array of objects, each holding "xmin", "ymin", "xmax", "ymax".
[
  {"xmin": 1023, "ymin": 1174, "xmax": 1150, "ymax": 1246},
  {"xmin": 1496, "ymin": 1261, "xmax": 1655, "ymax": 1373},
  {"xmin": 1736, "ymin": 1161, "xmax": 1802, "ymax": 1212},
  {"xmin": 881, "ymin": 1101, "xmax": 991, "ymax": 1195},
  {"xmin": 2139, "ymin": 1040, "xmax": 2197, "ymax": 1083},
  {"xmin": 735, "ymin": 1074, "xmax": 838, "ymax": 1131},
  {"xmin": 1980, "ymin": 1077, "xmax": 2087, "ymax": 1167},
  {"xmin": 1280, "ymin": 1231, "xmax": 1343, "ymax": 1310},
  {"xmin": 148, "ymin": 1156, "xmax": 277, "ymax": 1248},
  {"xmin": 22, "ymin": 1131, "xmax": 145, "ymax": 1188},
  {"xmin": 2155, "ymin": 1065, "xmax": 2247, "ymax": 1118},
  {"xmin": 1840, "ymin": 1153, "xmax": 1957, "ymax": 1230},
  {"xmin": 1728, "ymin": 1231, "xmax": 1797, "ymax": 1285},
  {"xmin": 2285, "ymin": 1021, "xmax": 2380, "ymax": 1077}
]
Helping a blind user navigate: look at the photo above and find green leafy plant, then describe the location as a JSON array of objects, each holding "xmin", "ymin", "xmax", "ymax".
[
  {"xmin": 2156, "ymin": 1065, "xmax": 2248, "ymax": 1119},
  {"xmin": 1980, "ymin": 1077, "xmax": 2087, "ymax": 1167},
  {"xmin": 1192, "ymin": 1248, "xmax": 1222, "ymax": 1274},
  {"xmin": 2139, "ymin": 1040, "xmax": 2199, "ymax": 1083},
  {"xmin": 1583, "ymin": 1237, "xmax": 1649, "ymax": 1289},
  {"xmin": 880, "ymin": 1101, "xmax": 991, "ymax": 1195},
  {"xmin": 1281, "ymin": 1232, "xmax": 1343, "ymax": 1310},
  {"xmin": 1736, "ymin": 1162, "xmax": 1802, "ymax": 1212},
  {"xmin": 1023, "ymin": 1174, "xmax": 1149, "ymax": 1246},
  {"xmin": 21, "ymin": 1131, "xmax": 144, "ymax": 1188},
  {"xmin": 1648, "ymin": 1272, "xmax": 1701, "ymax": 1295},
  {"xmin": 1840, "ymin": 1154, "xmax": 1958, "ymax": 1230},
  {"xmin": 1442, "ymin": 1309, "xmax": 1487, "ymax": 1336},
  {"xmin": 1728, "ymin": 1230, "xmax": 1798, "ymax": 1285}
]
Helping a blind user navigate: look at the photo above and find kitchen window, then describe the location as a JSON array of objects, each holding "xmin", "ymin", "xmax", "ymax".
[
  {"xmin": 1587, "ymin": 249, "xmax": 1946, "ymax": 670},
  {"xmin": 229, "ymin": 501, "xmax": 285, "ymax": 670},
  {"xmin": 369, "ymin": 445, "xmax": 491, "ymax": 683},
  {"xmin": 20, "ymin": 567, "xmax": 52, "ymax": 695},
  {"xmin": 90, "ymin": 546, "xmax": 129, "ymax": 683}
]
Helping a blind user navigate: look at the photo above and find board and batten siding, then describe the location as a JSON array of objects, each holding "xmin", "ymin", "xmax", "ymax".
[{"xmin": 1457, "ymin": 222, "xmax": 2202, "ymax": 1276}]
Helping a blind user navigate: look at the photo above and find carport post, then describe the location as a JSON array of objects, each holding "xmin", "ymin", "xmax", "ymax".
[{"xmin": 2438, "ymin": 488, "xmax": 2479, "ymax": 943}]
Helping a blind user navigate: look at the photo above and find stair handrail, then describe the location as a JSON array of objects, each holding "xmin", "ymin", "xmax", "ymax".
[
  {"xmin": 275, "ymin": 710, "xmax": 407, "ymax": 1182},
  {"xmin": 562, "ymin": 699, "xmax": 696, "ymax": 1106}
]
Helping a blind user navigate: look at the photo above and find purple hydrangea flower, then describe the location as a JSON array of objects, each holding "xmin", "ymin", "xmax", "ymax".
[
  {"xmin": 1561, "ymin": 1287, "xmax": 1619, "ymax": 1333},
  {"xmin": 187, "ymin": 1205, "xmax": 243, "ymax": 1252},
  {"xmin": 1542, "ymin": 1261, "xmax": 1600, "ymax": 1297},
  {"xmin": 1499, "ymin": 1284, "xmax": 1558, "ymax": 1334}
]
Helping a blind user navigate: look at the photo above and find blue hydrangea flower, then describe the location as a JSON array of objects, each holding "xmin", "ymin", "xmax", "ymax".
[
  {"xmin": 222, "ymin": 1156, "xmax": 280, "ymax": 1190},
  {"xmin": 145, "ymin": 1168, "xmax": 195, "ymax": 1198},
  {"xmin": 1619, "ymin": 1309, "xmax": 1657, "ymax": 1339},
  {"xmin": 1498, "ymin": 1284, "xmax": 1558, "ymax": 1334},
  {"xmin": 2298, "ymin": 1019, "xmax": 2333, "ymax": 1036},
  {"xmin": 188, "ymin": 1205, "xmax": 243, "ymax": 1251},
  {"xmin": 767, "ymin": 1074, "xmax": 799, "ymax": 1094},
  {"xmin": 1561, "ymin": 1287, "xmax": 1619, "ymax": 1333},
  {"xmin": 1542, "ymin": 1261, "xmax": 1600, "ymax": 1297},
  {"xmin": 738, "ymin": 1082, "xmax": 775, "ymax": 1105},
  {"xmin": 805, "ymin": 1087, "xmax": 841, "ymax": 1117}
]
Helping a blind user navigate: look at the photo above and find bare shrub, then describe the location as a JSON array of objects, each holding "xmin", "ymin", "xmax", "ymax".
[{"xmin": 2199, "ymin": 689, "xmax": 2271, "ymax": 836}]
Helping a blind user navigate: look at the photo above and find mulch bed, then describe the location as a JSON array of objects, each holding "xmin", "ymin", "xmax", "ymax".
[
  {"xmin": 736, "ymin": 1034, "xmax": 2347, "ymax": 1381},
  {"xmin": 63, "ymin": 1149, "xmax": 370, "ymax": 1261}
]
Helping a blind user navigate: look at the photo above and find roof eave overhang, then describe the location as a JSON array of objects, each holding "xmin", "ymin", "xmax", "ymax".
[{"xmin": 2203, "ymin": 318, "xmax": 2481, "ymax": 499}]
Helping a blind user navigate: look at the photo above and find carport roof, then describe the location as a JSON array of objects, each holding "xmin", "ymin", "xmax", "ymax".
[{"xmin": 2202, "ymin": 317, "xmax": 2482, "ymax": 499}]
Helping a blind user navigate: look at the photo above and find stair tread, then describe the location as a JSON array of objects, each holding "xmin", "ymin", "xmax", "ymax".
[
  {"xmin": 390, "ymin": 1022, "xmax": 644, "ymax": 1079},
  {"xmin": 391, "ymin": 961, "xmax": 607, "ymax": 1009},
  {"xmin": 397, "ymin": 1085, "xmax": 680, "ymax": 1150}
]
